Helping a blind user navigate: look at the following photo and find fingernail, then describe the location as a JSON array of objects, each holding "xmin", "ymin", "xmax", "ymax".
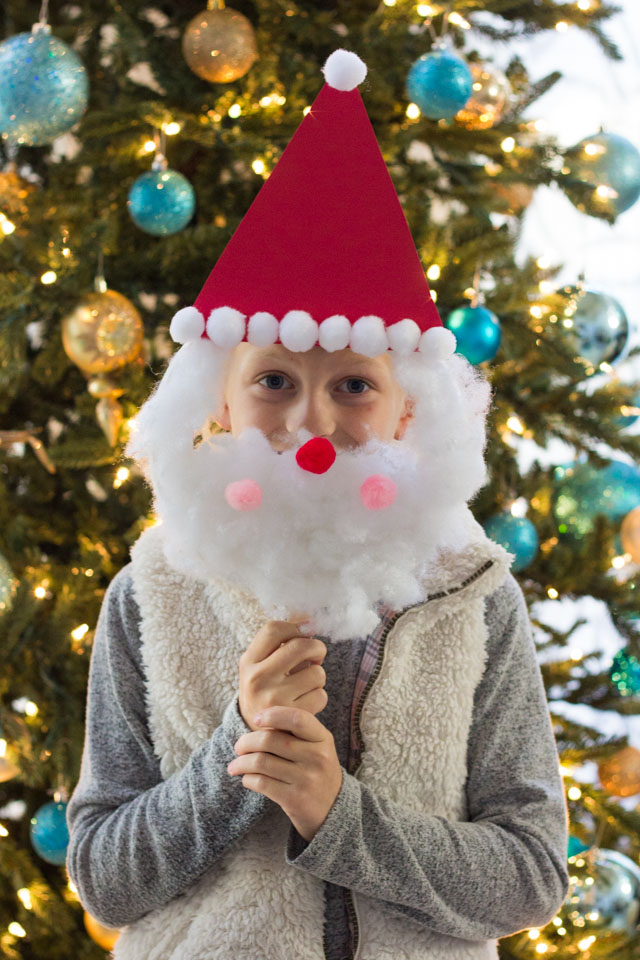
[{"xmin": 254, "ymin": 713, "xmax": 263, "ymax": 725}]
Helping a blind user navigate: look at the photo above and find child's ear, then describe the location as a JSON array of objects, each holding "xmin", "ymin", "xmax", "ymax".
[{"xmin": 394, "ymin": 396, "xmax": 415, "ymax": 440}]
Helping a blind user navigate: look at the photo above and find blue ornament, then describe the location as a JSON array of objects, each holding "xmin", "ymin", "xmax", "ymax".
[
  {"xmin": 0, "ymin": 23, "xmax": 88, "ymax": 146},
  {"xmin": 483, "ymin": 513, "xmax": 539, "ymax": 572},
  {"xmin": 128, "ymin": 158, "xmax": 196, "ymax": 236},
  {"xmin": 568, "ymin": 835, "xmax": 590, "ymax": 859},
  {"xmin": 406, "ymin": 42, "xmax": 472, "ymax": 121},
  {"xmin": 445, "ymin": 305, "xmax": 501, "ymax": 364},
  {"xmin": 560, "ymin": 286, "xmax": 629, "ymax": 375},
  {"xmin": 30, "ymin": 800, "xmax": 69, "ymax": 865},
  {"xmin": 553, "ymin": 459, "xmax": 640, "ymax": 540},
  {"xmin": 565, "ymin": 132, "xmax": 640, "ymax": 219}
]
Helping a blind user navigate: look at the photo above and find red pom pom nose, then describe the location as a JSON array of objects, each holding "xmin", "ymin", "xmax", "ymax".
[{"xmin": 295, "ymin": 437, "xmax": 337, "ymax": 474}]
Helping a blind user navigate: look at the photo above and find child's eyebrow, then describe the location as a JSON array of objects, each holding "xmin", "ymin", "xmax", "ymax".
[{"xmin": 252, "ymin": 351, "xmax": 383, "ymax": 370}]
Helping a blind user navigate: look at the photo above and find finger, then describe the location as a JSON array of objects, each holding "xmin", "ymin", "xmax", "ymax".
[
  {"xmin": 256, "ymin": 706, "xmax": 323, "ymax": 742},
  {"xmin": 234, "ymin": 729, "xmax": 303, "ymax": 761},
  {"xmin": 246, "ymin": 619, "xmax": 311, "ymax": 666},
  {"xmin": 229, "ymin": 751, "xmax": 295, "ymax": 785}
]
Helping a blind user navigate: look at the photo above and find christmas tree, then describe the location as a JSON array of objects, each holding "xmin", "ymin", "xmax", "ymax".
[{"xmin": 2, "ymin": 0, "xmax": 640, "ymax": 956}]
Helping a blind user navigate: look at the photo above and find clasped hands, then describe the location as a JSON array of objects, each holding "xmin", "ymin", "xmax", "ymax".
[{"xmin": 228, "ymin": 618, "xmax": 343, "ymax": 844}]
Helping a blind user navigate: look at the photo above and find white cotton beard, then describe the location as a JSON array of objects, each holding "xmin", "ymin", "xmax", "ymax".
[{"xmin": 125, "ymin": 338, "xmax": 492, "ymax": 641}]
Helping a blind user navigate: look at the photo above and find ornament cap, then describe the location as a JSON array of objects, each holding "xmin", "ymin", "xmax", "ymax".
[{"xmin": 322, "ymin": 50, "xmax": 367, "ymax": 91}]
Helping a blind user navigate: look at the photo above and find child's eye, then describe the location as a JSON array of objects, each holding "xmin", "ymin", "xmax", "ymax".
[{"xmin": 257, "ymin": 375, "xmax": 371, "ymax": 395}]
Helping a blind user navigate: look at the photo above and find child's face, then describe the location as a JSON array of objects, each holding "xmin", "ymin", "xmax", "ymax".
[{"xmin": 215, "ymin": 342, "xmax": 414, "ymax": 450}]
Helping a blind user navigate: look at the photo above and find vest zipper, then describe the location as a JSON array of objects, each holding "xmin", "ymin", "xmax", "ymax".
[{"xmin": 343, "ymin": 557, "xmax": 496, "ymax": 960}]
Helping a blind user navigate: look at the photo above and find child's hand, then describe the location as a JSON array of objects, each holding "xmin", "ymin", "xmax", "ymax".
[
  {"xmin": 228, "ymin": 705, "xmax": 343, "ymax": 843},
  {"xmin": 238, "ymin": 619, "xmax": 328, "ymax": 732}
]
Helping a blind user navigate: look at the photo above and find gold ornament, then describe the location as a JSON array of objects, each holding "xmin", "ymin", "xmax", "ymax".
[
  {"xmin": 0, "ymin": 755, "xmax": 20, "ymax": 783},
  {"xmin": 598, "ymin": 745, "xmax": 640, "ymax": 797},
  {"xmin": 621, "ymin": 506, "xmax": 640, "ymax": 565},
  {"xmin": 84, "ymin": 910, "xmax": 120, "ymax": 949},
  {"xmin": 491, "ymin": 181, "xmax": 535, "ymax": 215},
  {"xmin": 456, "ymin": 61, "xmax": 511, "ymax": 130},
  {"xmin": 0, "ymin": 161, "xmax": 36, "ymax": 219},
  {"xmin": 61, "ymin": 290, "xmax": 143, "ymax": 375},
  {"xmin": 182, "ymin": 0, "xmax": 258, "ymax": 84},
  {"xmin": 62, "ymin": 289, "xmax": 143, "ymax": 446}
]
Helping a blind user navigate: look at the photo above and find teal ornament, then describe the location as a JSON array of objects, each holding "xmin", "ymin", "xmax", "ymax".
[
  {"xmin": 553, "ymin": 459, "xmax": 640, "ymax": 540},
  {"xmin": 568, "ymin": 835, "xmax": 590, "ymax": 859},
  {"xmin": 128, "ymin": 155, "xmax": 196, "ymax": 236},
  {"xmin": 483, "ymin": 513, "xmax": 539, "ymax": 572},
  {"xmin": 406, "ymin": 42, "xmax": 472, "ymax": 121},
  {"xmin": 445, "ymin": 305, "xmax": 501, "ymax": 364},
  {"xmin": 30, "ymin": 800, "xmax": 69, "ymax": 865},
  {"xmin": 0, "ymin": 551, "xmax": 17, "ymax": 614},
  {"xmin": 560, "ymin": 286, "xmax": 629, "ymax": 374},
  {"xmin": 610, "ymin": 649, "xmax": 640, "ymax": 697},
  {"xmin": 614, "ymin": 392, "xmax": 640, "ymax": 429},
  {"xmin": 0, "ymin": 23, "xmax": 88, "ymax": 146},
  {"xmin": 564, "ymin": 132, "xmax": 640, "ymax": 219}
]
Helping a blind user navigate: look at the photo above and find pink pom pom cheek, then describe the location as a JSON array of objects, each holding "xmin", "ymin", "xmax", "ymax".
[
  {"xmin": 225, "ymin": 478, "xmax": 263, "ymax": 511},
  {"xmin": 360, "ymin": 474, "xmax": 397, "ymax": 510}
]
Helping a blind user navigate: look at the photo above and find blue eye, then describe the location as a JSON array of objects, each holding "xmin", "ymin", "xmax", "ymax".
[
  {"xmin": 259, "ymin": 374, "xmax": 291, "ymax": 390},
  {"xmin": 340, "ymin": 378, "xmax": 370, "ymax": 395}
]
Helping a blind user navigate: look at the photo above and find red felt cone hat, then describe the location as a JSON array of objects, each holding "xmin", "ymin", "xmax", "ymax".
[{"xmin": 169, "ymin": 49, "xmax": 455, "ymax": 362}]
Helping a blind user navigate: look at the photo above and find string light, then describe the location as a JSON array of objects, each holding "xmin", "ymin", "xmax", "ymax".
[
  {"xmin": 416, "ymin": 4, "xmax": 438, "ymax": 15},
  {"xmin": 162, "ymin": 121, "xmax": 181, "ymax": 135},
  {"xmin": 555, "ymin": 20, "xmax": 569, "ymax": 31},
  {"xmin": 71, "ymin": 624, "xmax": 89, "ymax": 641},
  {"xmin": 251, "ymin": 158, "xmax": 266, "ymax": 175},
  {"xmin": 406, "ymin": 103, "xmax": 421, "ymax": 120},
  {"xmin": 40, "ymin": 271, "xmax": 56, "ymax": 284},
  {"xmin": 500, "ymin": 137, "xmax": 516, "ymax": 152},
  {"xmin": 0, "ymin": 213, "xmax": 16, "ymax": 235},
  {"xmin": 228, "ymin": 103, "xmax": 242, "ymax": 118},
  {"xmin": 547, "ymin": 587, "xmax": 559, "ymax": 599},
  {"xmin": 17, "ymin": 889, "xmax": 32, "ymax": 910},
  {"xmin": 537, "ymin": 254, "xmax": 552, "ymax": 269},
  {"xmin": 113, "ymin": 466, "xmax": 129, "ymax": 489},
  {"xmin": 34, "ymin": 585, "xmax": 47, "ymax": 599},
  {"xmin": 8, "ymin": 922, "xmax": 26, "ymax": 938},
  {"xmin": 506, "ymin": 415, "xmax": 525, "ymax": 435},
  {"xmin": 426, "ymin": 264, "xmax": 440, "ymax": 280},
  {"xmin": 303, "ymin": 106, "xmax": 311, "ymax": 116},
  {"xmin": 577, "ymin": 0, "xmax": 594, "ymax": 9},
  {"xmin": 143, "ymin": 140, "xmax": 156, "ymax": 153},
  {"xmin": 25, "ymin": 702, "xmax": 38, "ymax": 717},
  {"xmin": 383, "ymin": 0, "xmax": 396, "ymax": 6},
  {"xmin": 448, "ymin": 11, "xmax": 470, "ymax": 29}
]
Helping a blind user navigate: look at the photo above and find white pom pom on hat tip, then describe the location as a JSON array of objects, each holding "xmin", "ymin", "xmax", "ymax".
[
  {"xmin": 169, "ymin": 306, "xmax": 205, "ymax": 344},
  {"xmin": 418, "ymin": 326, "xmax": 457, "ymax": 361},
  {"xmin": 322, "ymin": 49, "xmax": 367, "ymax": 91}
]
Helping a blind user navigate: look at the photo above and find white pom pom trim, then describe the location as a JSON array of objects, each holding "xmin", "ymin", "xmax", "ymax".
[
  {"xmin": 319, "ymin": 315, "xmax": 351, "ymax": 352},
  {"xmin": 248, "ymin": 312, "xmax": 279, "ymax": 346},
  {"xmin": 418, "ymin": 326, "xmax": 457, "ymax": 361},
  {"xmin": 206, "ymin": 306, "xmax": 246, "ymax": 349},
  {"xmin": 351, "ymin": 316, "xmax": 389, "ymax": 357},
  {"xmin": 386, "ymin": 319, "xmax": 421, "ymax": 355},
  {"xmin": 169, "ymin": 306, "xmax": 205, "ymax": 344},
  {"xmin": 280, "ymin": 311, "xmax": 319, "ymax": 351},
  {"xmin": 322, "ymin": 50, "xmax": 367, "ymax": 92}
]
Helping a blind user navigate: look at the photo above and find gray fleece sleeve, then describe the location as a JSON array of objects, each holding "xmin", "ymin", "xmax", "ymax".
[
  {"xmin": 65, "ymin": 565, "xmax": 271, "ymax": 930},
  {"xmin": 284, "ymin": 572, "xmax": 571, "ymax": 941}
]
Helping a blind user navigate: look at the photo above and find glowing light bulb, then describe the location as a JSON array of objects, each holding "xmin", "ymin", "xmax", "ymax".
[
  {"xmin": 41, "ymin": 271, "xmax": 57, "ymax": 284},
  {"xmin": 555, "ymin": 20, "xmax": 569, "ymax": 31},
  {"xmin": 427, "ymin": 264, "xmax": 441, "ymax": 280},
  {"xmin": 163, "ymin": 122, "xmax": 181, "ymax": 135},
  {"xmin": 228, "ymin": 103, "xmax": 242, "ymax": 118},
  {"xmin": 406, "ymin": 103, "xmax": 421, "ymax": 120},
  {"xmin": 501, "ymin": 137, "xmax": 516, "ymax": 152}
]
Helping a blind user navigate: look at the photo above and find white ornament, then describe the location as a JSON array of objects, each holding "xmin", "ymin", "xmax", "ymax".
[
  {"xmin": 351, "ymin": 316, "xmax": 389, "ymax": 357},
  {"xmin": 169, "ymin": 306, "xmax": 205, "ymax": 343},
  {"xmin": 206, "ymin": 306, "xmax": 246, "ymax": 349},
  {"xmin": 386, "ymin": 319, "xmax": 421, "ymax": 354},
  {"xmin": 418, "ymin": 326, "xmax": 457, "ymax": 360},
  {"xmin": 319, "ymin": 315, "xmax": 351, "ymax": 351},
  {"xmin": 248, "ymin": 312, "xmax": 279, "ymax": 346},
  {"xmin": 322, "ymin": 49, "xmax": 367, "ymax": 91},
  {"xmin": 279, "ymin": 311, "xmax": 319, "ymax": 351}
]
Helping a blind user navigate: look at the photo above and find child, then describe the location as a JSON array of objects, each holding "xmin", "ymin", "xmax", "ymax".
[{"xmin": 66, "ymin": 50, "xmax": 570, "ymax": 960}]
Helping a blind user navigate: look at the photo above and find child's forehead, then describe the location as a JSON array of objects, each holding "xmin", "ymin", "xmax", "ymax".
[{"xmin": 229, "ymin": 341, "xmax": 395, "ymax": 375}]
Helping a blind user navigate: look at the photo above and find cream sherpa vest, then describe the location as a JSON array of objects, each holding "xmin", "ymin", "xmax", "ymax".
[{"xmin": 112, "ymin": 518, "xmax": 512, "ymax": 960}]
